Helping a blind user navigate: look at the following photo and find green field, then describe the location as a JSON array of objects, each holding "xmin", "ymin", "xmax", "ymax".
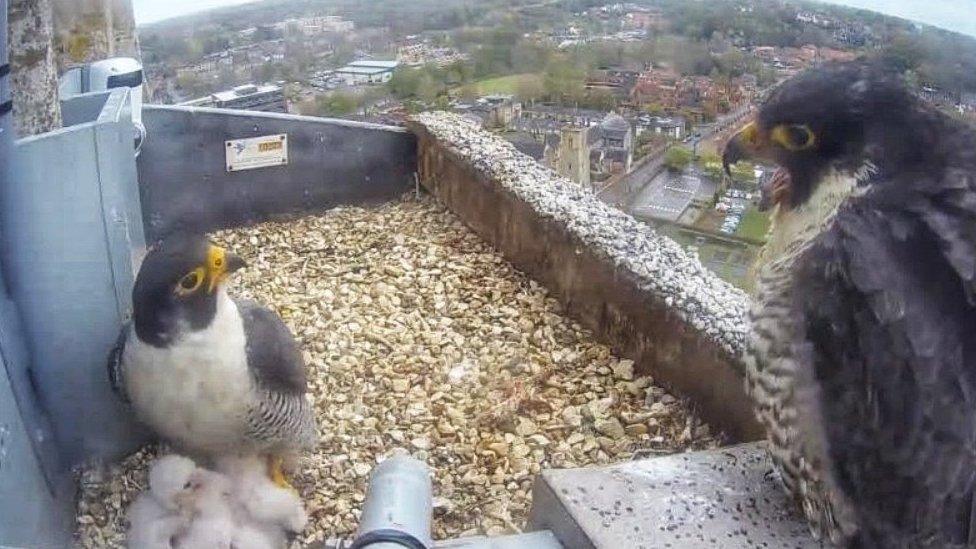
[
  {"xmin": 461, "ymin": 73, "xmax": 543, "ymax": 96},
  {"xmin": 736, "ymin": 207, "xmax": 772, "ymax": 242}
]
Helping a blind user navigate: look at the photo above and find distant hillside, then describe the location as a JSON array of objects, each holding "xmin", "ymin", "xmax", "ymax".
[
  {"xmin": 140, "ymin": 0, "xmax": 976, "ymax": 97},
  {"xmin": 140, "ymin": 0, "xmax": 526, "ymax": 33}
]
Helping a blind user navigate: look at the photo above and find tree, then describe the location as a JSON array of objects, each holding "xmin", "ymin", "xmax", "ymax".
[
  {"xmin": 215, "ymin": 67, "xmax": 237, "ymax": 89},
  {"xmin": 253, "ymin": 62, "xmax": 279, "ymax": 83},
  {"xmin": 388, "ymin": 68, "xmax": 422, "ymax": 99},
  {"xmin": 516, "ymin": 77, "xmax": 545, "ymax": 102},
  {"xmin": 543, "ymin": 59, "xmax": 583, "ymax": 103},
  {"xmin": 473, "ymin": 27, "xmax": 519, "ymax": 78},
  {"xmin": 415, "ymin": 71, "xmax": 441, "ymax": 104},
  {"xmin": 729, "ymin": 161, "xmax": 756, "ymax": 185},
  {"xmin": 315, "ymin": 93, "xmax": 358, "ymax": 116},
  {"xmin": 442, "ymin": 61, "xmax": 472, "ymax": 87},
  {"xmin": 8, "ymin": 0, "xmax": 62, "ymax": 136},
  {"xmin": 176, "ymin": 73, "xmax": 210, "ymax": 98},
  {"xmin": 882, "ymin": 34, "xmax": 923, "ymax": 73},
  {"xmin": 703, "ymin": 161, "xmax": 724, "ymax": 181},
  {"xmin": 698, "ymin": 151, "xmax": 724, "ymax": 180},
  {"xmin": 664, "ymin": 146, "xmax": 693, "ymax": 172}
]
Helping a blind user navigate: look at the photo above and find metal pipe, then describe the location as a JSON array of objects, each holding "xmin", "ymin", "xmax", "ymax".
[{"xmin": 352, "ymin": 455, "xmax": 434, "ymax": 549}]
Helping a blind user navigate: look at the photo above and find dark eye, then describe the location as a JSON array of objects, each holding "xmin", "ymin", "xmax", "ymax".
[
  {"xmin": 178, "ymin": 271, "xmax": 201, "ymax": 292},
  {"xmin": 786, "ymin": 125, "xmax": 814, "ymax": 148},
  {"xmin": 214, "ymin": 257, "xmax": 223, "ymax": 268}
]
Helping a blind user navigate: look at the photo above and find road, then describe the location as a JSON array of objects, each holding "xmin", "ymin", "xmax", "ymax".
[
  {"xmin": 598, "ymin": 105, "xmax": 754, "ymax": 216},
  {"xmin": 631, "ymin": 170, "xmax": 703, "ymax": 222}
]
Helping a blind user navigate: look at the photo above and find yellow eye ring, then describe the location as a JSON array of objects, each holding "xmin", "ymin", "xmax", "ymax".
[
  {"xmin": 772, "ymin": 124, "xmax": 816, "ymax": 151},
  {"xmin": 175, "ymin": 267, "xmax": 206, "ymax": 296}
]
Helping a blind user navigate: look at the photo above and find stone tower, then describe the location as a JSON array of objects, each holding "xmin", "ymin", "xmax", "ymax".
[
  {"xmin": 557, "ymin": 125, "xmax": 590, "ymax": 188},
  {"xmin": 51, "ymin": 0, "xmax": 139, "ymax": 72}
]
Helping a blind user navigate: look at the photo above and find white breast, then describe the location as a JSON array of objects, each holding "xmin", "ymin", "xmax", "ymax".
[{"xmin": 124, "ymin": 290, "xmax": 254, "ymax": 455}]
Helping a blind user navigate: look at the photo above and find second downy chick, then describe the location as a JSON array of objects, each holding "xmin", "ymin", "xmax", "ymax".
[
  {"xmin": 174, "ymin": 467, "xmax": 237, "ymax": 549},
  {"xmin": 127, "ymin": 454, "xmax": 197, "ymax": 549},
  {"xmin": 218, "ymin": 455, "xmax": 308, "ymax": 534}
]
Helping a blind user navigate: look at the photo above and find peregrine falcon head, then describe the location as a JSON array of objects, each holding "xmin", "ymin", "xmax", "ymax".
[
  {"xmin": 133, "ymin": 233, "xmax": 246, "ymax": 347},
  {"xmin": 723, "ymin": 61, "xmax": 916, "ymax": 211}
]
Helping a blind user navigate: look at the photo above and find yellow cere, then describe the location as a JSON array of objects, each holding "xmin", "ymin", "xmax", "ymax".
[{"xmin": 207, "ymin": 245, "xmax": 228, "ymax": 293}]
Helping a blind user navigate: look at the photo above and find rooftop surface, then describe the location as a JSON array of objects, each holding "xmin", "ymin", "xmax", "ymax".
[
  {"xmin": 335, "ymin": 66, "xmax": 395, "ymax": 75},
  {"xmin": 212, "ymin": 83, "xmax": 282, "ymax": 101},
  {"xmin": 347, "ymin": 60, "xmax": 400, "ymax": 69},
  {"xmin": 75, "ymin": 196, "xmax": 722, "ymax": 547}
]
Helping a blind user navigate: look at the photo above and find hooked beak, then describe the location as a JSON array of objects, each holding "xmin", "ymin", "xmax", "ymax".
[
  {"xmin": 722, "ymin": 121, "xmax": 763, "ymax": 177},
  {"xmin": 723, "ymin": 121, "xmax": 793, "ymax": 212},
  {"xmin": 206, "ymin": 245, "xmax": 246, "ymax": 293}
]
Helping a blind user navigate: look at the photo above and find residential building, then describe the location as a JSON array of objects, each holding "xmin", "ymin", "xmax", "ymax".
[
  {"xmin": 397, "ymin": 43, "xmax": 469, "ymax": 68},
  {"xmin": 624, "ymin": 8, "xmax": 665, "ymax": 30},
  {"xmin": 631, "ymin": 67, "xmax": 757, "ymax": 117},
  {"xmin": 636, "ymin": 115, "xmax": 686, "ymax": 140},
  {"xmin": 175, "ymin": 40, "xmax": 287, "ymax": 80},
  {"xmin": 586, "ymin": 67, "xmax": 640, "ymax": 95},
  {"xmin": 520, "ymin": 104, "xmax": 605, "ymax": 130},
  {"xmin": 274, "ymin": 16, "xmax": 354, "ymax": 35},
  {"xmin": 455, "ymin": 95, "xmax": 522, "ymax": 130},
  {"xmin": 589, "ymin": 113, "xmax": 634, "ymax": 176}
]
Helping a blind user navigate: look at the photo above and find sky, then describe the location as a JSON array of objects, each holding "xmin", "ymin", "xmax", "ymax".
[
  {"xmin": 134, "ymin": 0, "xmax": 259, "ymax": 25},
  {"xmin": 819, "ymin": 0, "xmax": 976, "ymax": 38},
  {"xmin": 132, "ymin": 0, "xmax": 976, "ymax": 37}
]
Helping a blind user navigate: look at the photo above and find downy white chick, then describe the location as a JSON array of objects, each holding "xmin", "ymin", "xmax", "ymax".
[
  {"xmin": 217, "ymin": 455, "xmax": 308, "ymax": 534},
  {"xmin": 227, "ymin": 522, "xmax": 284, "ymax": 549},
  {"xmin": 175, "ymin": 467, "xmax": 237, "ymax": 549},
  {"xmin": 127, "ymin": 498, "xmax": 186, "ymax": 549},
  {"xmin": 149, "ymin": 455, "xmax": 197, "ymax": 511},
  {"xmin": 127, "ymin": 455, "xmax": 197, "ymax": 549}
]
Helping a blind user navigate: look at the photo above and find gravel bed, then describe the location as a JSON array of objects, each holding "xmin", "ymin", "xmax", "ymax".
[
  {"xmin": 414, "ymin": 112, "xmax": 750, "ymax": 355},
  {"xmin": 75, "ymin": 195, "xmax": 721, "ymax": 547}
]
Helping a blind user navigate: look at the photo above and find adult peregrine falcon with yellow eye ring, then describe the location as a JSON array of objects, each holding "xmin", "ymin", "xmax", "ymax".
[
  {"xmin": 111, "ymin": 233, "xmax": 317, "ymax": 486},
  {"xmin": 723, "ymin": 61, "xmax": 976, "ymax": 547}
]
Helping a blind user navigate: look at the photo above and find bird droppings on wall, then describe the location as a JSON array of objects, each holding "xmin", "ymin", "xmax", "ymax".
[{"xmin": 75, "ymin": 195, "xmax": 720, "ymax": 547}]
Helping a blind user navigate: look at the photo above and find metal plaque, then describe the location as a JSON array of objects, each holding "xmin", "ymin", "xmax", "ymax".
[{"xmin": 225, "ymin": 134, "xmax": 288, "ymax": 172}]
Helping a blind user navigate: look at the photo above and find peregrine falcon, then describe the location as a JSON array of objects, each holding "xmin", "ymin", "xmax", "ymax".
[
  {"xmin": 723, "ymin": 61, "xmax": 976, "ymax": 548},
  {"xmin": 111, "ymin": 233, "xmax": 317, "ymax": 485}
]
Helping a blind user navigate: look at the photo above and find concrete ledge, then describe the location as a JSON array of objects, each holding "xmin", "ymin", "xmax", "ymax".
[
  {"xmin": 528, "ymin": 443, "xmax": 822, "ymax": 548},
  {"xmin": 437, "ymin": 531, "xmax": 564, "ymax": 548},
  {"xmin": 408, "ymin": 114, "xmax": 761, "ymax": 442}
]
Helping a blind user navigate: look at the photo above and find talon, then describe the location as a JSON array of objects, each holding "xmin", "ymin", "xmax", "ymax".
[
  {"xmin": 759, "ymin": 168, "xmax": 793, "ymax": 211},
  {"xmin": 268, "ymin": 455, "xmax": 296, "ymax": 492}
]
